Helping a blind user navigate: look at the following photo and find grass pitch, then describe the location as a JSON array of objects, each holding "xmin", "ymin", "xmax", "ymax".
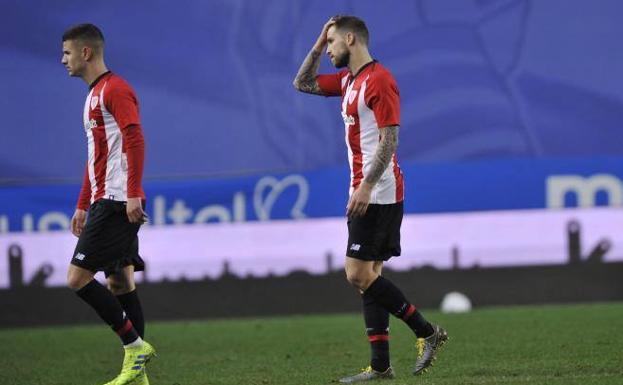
[{"xmin": 0, "ymin": 303, "xmax": 621, "ymax": 385}]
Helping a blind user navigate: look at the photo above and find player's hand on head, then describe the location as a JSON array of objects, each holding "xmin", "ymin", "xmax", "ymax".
[
  {"xmin": 316, "ymin": 16, "xmax": 339, "ymax": 48},
  {"xmin": 71, "ymin": 209, "xmax": 87, "ymax": 237},
  {"xmin": 126, "ymin": 197, "xmax": 147, "ymax": 224}
]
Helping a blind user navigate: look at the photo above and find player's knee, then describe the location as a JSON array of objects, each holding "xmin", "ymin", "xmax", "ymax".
[
  {"xmin": 107, "ymin": 280, "xmax": 123, "ymax": 294},
  {"xmin": 107, "ymin": 278, "xmax": 133, "ymax": 295},
  {"xmin": 67, "ymin": 271, "xmax": 90, "ymax": 291},
  {"xmin": 345, "ymin": 269, "xmax": 367, "ymax": 290},
  {"xmin": 66, "ymin": 276, "xmax": 80, "ymax": 290}
]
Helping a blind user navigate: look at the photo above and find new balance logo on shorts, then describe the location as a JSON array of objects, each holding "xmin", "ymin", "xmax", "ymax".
[
  {"xmin": 74, "ymin": 252, "xmax": 86, "ymax": 261},
  {"xmin": 350, "ymin": 244, "xmax": 361, "ymax": 252}
]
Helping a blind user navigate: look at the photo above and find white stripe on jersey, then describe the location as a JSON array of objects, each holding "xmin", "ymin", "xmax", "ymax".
[
  {"xmin": 83, "ymin": 88, "xmax": 98, "ymax": 203},
  {"xmin": 343, "ymin": 79, "xmax": 356, "ymax": 184},
  {"xmin": 99, "ymin": 84, "xmax": 127, "ymax": 200}
]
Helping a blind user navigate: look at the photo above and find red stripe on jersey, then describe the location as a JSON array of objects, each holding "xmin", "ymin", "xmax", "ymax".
[
  {"xmin": 349, "ymin": 122, "xmax": 364, "ymax": 189},
  {"xmin": 77, "ymin": 163, "xmax": 91, "ymax": 210},
  {"xmin": 122, "ymin": 124, "xmax": 145, "ymax": 198},
  {"xmin": 93, "ymin": 127, "xmax": 108, "ymax": 201},
  {"xmin": 392, "ymin": 154, "xmax": 404, "ymax": 202}
]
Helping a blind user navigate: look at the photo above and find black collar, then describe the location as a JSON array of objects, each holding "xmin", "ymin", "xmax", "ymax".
[
  {"xmin": 89, "ymin": 71, "xmax": 112, "ymax": 90},
  {"xmin": 349, "ymin": 60, "xmax": 376, "ymax": 84}
]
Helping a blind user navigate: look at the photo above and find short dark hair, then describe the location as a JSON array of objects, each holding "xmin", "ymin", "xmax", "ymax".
[
  {"xmin": 62, "ymin": 23, "xmax": 105, "ymax": 52},
  {"xmin": 333, "ymin": 15, "xmax": 369, "ymax": 45}
]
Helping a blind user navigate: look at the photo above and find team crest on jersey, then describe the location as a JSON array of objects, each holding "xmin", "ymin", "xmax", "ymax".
[
  {"xmin": 85, "ymin": 118, "xmax": 97, "ymax": 130},
  {"xmin": 90, "ymin": 96, "xmax": 99, "ymax": 110},
  {"xmin": 347, "ymin": 89, "xmax": 358, "ymax": 105},
  {"xmin": 341, "ymin": 111, "xmax": 355, "ymax": 126}
]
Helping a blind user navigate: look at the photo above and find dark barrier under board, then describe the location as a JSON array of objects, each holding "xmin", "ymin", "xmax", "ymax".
[{"xmin": 1, "ymin": 261, "xmax": 621, "ymax": 328}]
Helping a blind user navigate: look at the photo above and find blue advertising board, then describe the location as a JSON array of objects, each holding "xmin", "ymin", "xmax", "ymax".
[{"xmin": 1, "ymin": 157, "xmax": 621, "ymax": 232}]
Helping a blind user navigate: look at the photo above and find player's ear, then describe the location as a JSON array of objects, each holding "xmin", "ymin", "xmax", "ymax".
[
  {"xmin": 346, "ymin": 32, "xmax": 355, "ymax": 46},
  {"xmin": 82, "ymin": 45, "xmax": 93, "ymax": 61}
]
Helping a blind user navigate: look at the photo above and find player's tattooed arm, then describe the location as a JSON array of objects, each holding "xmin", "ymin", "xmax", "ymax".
[
  {"xmin": 293, "ymin": 17, "xmax": 337, "ymax": 95},
  {"xmin": 292, "ymin": 48, "xmax": 323, "ymax": 95},
  {"xmin": 348, "ymin": 125, "xmax": 399, "ymax": 217},
  {"xmin": 364, "ymin": 125, "xmax": 399, "ymax": 186}
]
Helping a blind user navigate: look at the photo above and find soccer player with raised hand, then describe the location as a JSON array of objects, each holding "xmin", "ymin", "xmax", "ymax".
[{"xmin": 294, "ymin": 15, "xmax": 448, "ymax": 382}]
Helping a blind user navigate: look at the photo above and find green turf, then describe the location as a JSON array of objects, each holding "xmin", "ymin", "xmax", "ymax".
[{"xmin": 1, "ymin": 303, "xmax": 622, "ymax": 385}]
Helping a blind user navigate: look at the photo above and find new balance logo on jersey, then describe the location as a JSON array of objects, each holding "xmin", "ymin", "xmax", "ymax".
[
  {"xmin": 350, "ymin": 243, "xmax": 361, "ymax": 251},
  {"xmin": 85, "ymin": 118, "xmax": 97, "ymax": 130},
  {"xmin": 74, "ymin": 252, "xmax": 86, "ymax": 261}
]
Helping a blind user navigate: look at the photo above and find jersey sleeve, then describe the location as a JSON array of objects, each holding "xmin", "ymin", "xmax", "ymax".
[
  {"xmin": 365, "ymin": 72, "xmax": 400, "ymax": 128},
  {"xmin": 77, "ymin": 163, "xmax": 91, "ymax": 210},
  {"xmin": 104, "ymin": 81, "xmax": 141, "ymax": 129},
  {"xmin": 316, "ymin": 73, "xmax": 343, "ymax": 97},
  {"xmin": 123, "ymin": 124, "xmax": 146, "ymax": 199},
  {"xmin": 105, "ymin": 79, "xmax": 146, "ymax": 199}
]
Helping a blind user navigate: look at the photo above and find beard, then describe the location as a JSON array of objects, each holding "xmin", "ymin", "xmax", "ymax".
[{"xmin": 333, "ymin": 50, "xmax": 350, "ymax": 69}]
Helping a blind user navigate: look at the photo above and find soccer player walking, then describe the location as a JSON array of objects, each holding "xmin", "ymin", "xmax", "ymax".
[
  {"xmin": 293, "ymin": 16, "xmax": 447, "ymax": 382},
  {"xmin": 62, "ymin": 24, "xmax": 155, "ymax": 385}
]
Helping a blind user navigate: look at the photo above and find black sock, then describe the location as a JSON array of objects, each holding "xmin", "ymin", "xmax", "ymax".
[
  {"xmin": 364, "ymin": 276, "xmax": 434, "ymax": 338},
  {"xmin": 363, "ymin": 295, "xmax": 390, "ymax": 372},
  {"xmin": 76, "ymin": 279, "xmax": 140, "ymax": 345},
  {"xmin": 117, "ymin": 290, "xmax": 145, "ymax": 338}
]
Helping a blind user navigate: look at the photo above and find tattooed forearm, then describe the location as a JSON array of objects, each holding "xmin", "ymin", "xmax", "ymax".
[
  {"xmin": 364, "ymin": 126, "xmax": 399, "ymax": 187},
  {"xmin": 293, "ymin": 48, "xmax": 323, "ymax": 95}
]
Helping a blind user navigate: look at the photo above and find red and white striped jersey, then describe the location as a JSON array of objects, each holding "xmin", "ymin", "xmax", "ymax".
[
  {"xmin": 317, "ymin": 61, "xmax": 404, "ymax": 204},
  {"xmin": 77, "ymin": 72, "xmax": 145, "ymax": 210}
]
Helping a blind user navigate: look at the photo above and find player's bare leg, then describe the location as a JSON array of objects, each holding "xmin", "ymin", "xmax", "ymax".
[
  {"xmin": 106, "ymin": 266, "xmax": 151, "ymax": 385},
  {"xmin": 344, "ymin": 257, "xmax": 447, "ymax": 380},
  {"xmin": 107, "ymin": 266, "xmax": 136, "ymax": 294},
  {"xmin": 67, "ymin": 263, "xmax": 154, "ymax": 385},
  {"xmin": 340, "ymin": 259, "xmax": 395, "ymax": 383},
  {"xmin": 67, "ymin": 264, "xmax": 96, "ymax": 291},
  {"xmin": 108, "ymin": 266, "xmax": 145, "ymax": 338}
]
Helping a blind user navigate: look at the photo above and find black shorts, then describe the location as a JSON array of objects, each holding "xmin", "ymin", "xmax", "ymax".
[
  {"xmin": 346, "ymin": 202, "xmax": 403, "ymax": 261},
  {"xmin": 71, "ymin": 199, "xmax": 145, "ymax": 277}
]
